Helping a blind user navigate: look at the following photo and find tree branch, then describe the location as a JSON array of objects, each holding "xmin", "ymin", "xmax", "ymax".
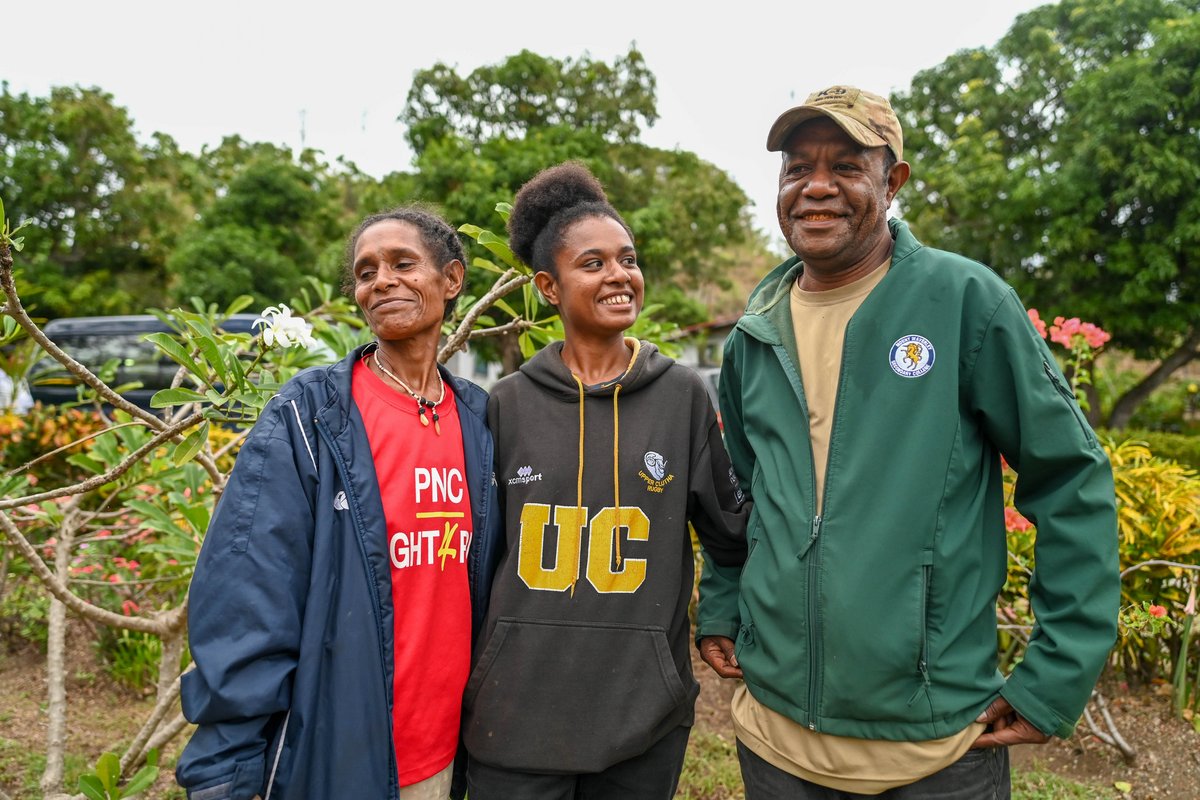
[
  {"xmin": 1107, "ymin": 328, "xmax": 1200, "ymax": 429},
  {"xmin": 0, "ymin": 512, "xmax": 186, "ymax": 635},
  {"xmin": 0, "ymin": 254, "xmax": 224, "ymax": 484},
  {"xmin": 0, "ymin": 412, "xmax": 202, "ymax": 511},
  {"xmin": 1120, "ymin": 560, "xmax": 1200, "ymax": 580},
  {"xmin": 438, "ymin": 270, "xmax": 531, "ymax": 363}
]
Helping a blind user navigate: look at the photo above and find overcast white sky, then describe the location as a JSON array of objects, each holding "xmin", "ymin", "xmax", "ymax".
[{"xmin": 4, "ymin": 0, "xmax": 1045, "ymax": 241}]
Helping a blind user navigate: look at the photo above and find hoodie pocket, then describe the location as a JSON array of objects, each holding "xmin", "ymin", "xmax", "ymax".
[{"xmin": 463, "ymin": 616, "xmax": 695, "ymax": 773}]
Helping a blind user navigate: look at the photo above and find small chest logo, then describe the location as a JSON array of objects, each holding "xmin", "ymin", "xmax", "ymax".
[
  {"xmin": 333, "ymin": 491, "xmax": 349, "ymax": 511},
  {"xmin": 889, "ymin": 335, "xmax": 936, "ymax": 378},
  {"xmin": 639, "ymin": 451, "xmax": 675, "ymax": 493},
  {"xmin": 508, "ymin": 465, "xmax": 543, "ymax": 486}
]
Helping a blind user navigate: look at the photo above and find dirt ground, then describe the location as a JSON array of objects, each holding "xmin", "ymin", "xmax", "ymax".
[{"xmin": 1, "ymin": 629, "xmax": 1197, "ymax": 799}]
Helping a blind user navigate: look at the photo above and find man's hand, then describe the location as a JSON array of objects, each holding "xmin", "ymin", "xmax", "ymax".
[
  {"xmin": 971, "ymin": 697, "xmax": 1050, "ymax": 748},
  {"xmin": 698, "ymin": 636, "xmax": 743, "ymax": 679}
]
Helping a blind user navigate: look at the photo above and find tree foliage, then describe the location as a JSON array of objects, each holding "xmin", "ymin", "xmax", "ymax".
[
  {"xmin": 0, "ymin": 84, "xmax": 197, "ymax": 316},
  {"xmin": 895, "ymin": 0, "xmax": 1200, "ymax": 425},
  {"xmin": 399, "ymin": 46, "xmax": 767, "ymax": 338},
  {"xmin": 402, "ymin": 48, "xmax": 658, "ymax": 155}
]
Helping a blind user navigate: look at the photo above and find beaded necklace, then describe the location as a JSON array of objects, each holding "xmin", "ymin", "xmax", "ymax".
[{"xmin": 372, "ymin": 350, "xmax": 445, "ymax": 435}]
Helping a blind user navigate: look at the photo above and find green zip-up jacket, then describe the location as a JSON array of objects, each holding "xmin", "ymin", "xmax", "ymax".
[{"xmin": 698, "ymin": 219, "xmax": 1118, "ymax": 742}]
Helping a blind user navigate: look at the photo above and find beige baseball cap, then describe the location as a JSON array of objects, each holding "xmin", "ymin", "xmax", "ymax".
[{"xmin": 766, "ymin": 85, "xmax": 903, "ymax": 160}]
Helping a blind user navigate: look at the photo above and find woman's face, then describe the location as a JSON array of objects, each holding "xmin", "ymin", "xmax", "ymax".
[
  {"xmin": 352, "ymin": 220, "xmax": 463, "ymax": 343},
  {"xmin": 535, "ymin": 215, "xmax": 644, "ymax": 340}
]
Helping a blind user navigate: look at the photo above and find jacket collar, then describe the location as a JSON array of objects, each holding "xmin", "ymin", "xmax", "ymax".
[{"xmin": 738, "ymin": 218, "xmax": 922, "ymax": 347}]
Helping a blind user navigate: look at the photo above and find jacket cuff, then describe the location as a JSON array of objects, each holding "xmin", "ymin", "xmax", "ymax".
[
  {"xmin": 695, "ymin": 621, "xmax": 740, "ymax": 645},
  {"xmin": 186, "ymin": 757, "xmax": 265, "ymax": 800},
  {"xmin": 1000, "ymin": 678, "xmax": 1076, "ymax": 739}
]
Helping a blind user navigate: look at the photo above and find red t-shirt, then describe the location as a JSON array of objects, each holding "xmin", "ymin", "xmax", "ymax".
[{"xmin": 352, "ymin": 358, "xmax": 473, "ymax": 787}]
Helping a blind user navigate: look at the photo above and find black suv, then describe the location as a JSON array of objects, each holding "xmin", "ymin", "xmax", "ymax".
[{"xmin": 28, "ymin": 315, "xmax": 259, "ymax": 411}]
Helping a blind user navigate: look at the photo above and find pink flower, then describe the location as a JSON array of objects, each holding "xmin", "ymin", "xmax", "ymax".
[
  {"xmin": 1079, "ymin": 322, "xmax": 1111, "ymax": 349},
  {"xmin": 1005, "ymin": 507, "xmax": 1033, "ymax": 533},
  {"xmin": 1027, "ymin": 309, "xmax": 1048, "ymax": 339},
  {"xmin": 121, "ymin": 599, "xmax": 140, "ymax": 615},
  {"xmin": 1148, "ymin": 604, "xmax": 1167, "ymax": 618},
  {"xmin": 1049, "ymin": 316, "xmax": 1081, "ymax": 348},
  {"xmin": 1184, "ymin": 585, "xmax": 1196, "ymax": 617},
  {"xmin": 107, "ymin": 574, "xmax": 121, "ymax": 584}
]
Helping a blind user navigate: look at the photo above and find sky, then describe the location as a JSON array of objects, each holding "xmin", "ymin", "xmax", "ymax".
[{"xmin": 4, "ymin": 0, "xmax": 1047, "ymax": 242}]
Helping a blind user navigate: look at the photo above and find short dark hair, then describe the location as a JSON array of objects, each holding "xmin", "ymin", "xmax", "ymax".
[
  {"xmin": 507, "ymin": 162, "xmax": 633, "ymax": 277},
  {"xmin": 342, "ymin": 205, "xmax": 466, "ymax": 321},
  {"xmin": 881, "ymin": 147, "xmax": 897, "ymax": 179}
]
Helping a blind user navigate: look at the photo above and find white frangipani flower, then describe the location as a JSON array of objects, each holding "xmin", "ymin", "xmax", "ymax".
[{"xmin": 253, "ymin": 304, "xmax": 318, "ymax": 349}]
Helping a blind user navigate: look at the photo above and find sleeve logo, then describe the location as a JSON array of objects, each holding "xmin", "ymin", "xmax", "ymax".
[{"xmin": 889, "ymin": 335, "xmax": 936, "ymax": 378}]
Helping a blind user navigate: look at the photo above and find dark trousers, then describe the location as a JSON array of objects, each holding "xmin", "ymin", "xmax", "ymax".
[
  {"xmin": 736, "ymin": 739, "xmax": 1011, "ymax": 800},
  {"xmin": 466, "ymin": 725, "xmax": 691, "ymax": 800}
]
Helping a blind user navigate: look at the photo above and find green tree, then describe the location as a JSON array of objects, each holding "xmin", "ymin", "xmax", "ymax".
[
  {"xmin": 0, "ymin": 84, "xmax": 197, "ymax": 317},
  {"xmin": 165, "ymin": 139, "xmax": 375, "ymax": 308},
  {"xmin": 894, "ymin": 0, "xmax": 1200, "ymax": 427},
  {"xmin": 398, "ymin": 47, "xmax": 769, "ymax": 367}
]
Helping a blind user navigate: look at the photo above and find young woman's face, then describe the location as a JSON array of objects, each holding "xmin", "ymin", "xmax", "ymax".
[
  {"xmin": 536, "ymin": 215, "xmax": 644, "ymax": 340},
  {"xmin": 351, "ymin": 220, "xmax": 463, "ymax": 342}
]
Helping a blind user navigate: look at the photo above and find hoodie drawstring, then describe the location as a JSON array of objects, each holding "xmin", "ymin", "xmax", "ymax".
[
  {"xmin": 612, "ymin": 385, "xmax": 622, "ymax": 567},
  {"xmin": 572, "ymin": 375, "xmax": 586, "ymax": 596},
  {"xmin": 569, "ymin": 374, "xmax": 627, "ymax": 593}
]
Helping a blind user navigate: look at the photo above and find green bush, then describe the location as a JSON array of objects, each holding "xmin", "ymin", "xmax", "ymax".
[{"xmin": 1098, "ymin": 428, "xmax": 1200, "ymax": 469}]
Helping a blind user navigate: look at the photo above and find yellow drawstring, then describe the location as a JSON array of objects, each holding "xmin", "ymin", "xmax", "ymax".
[
  {"xmin": 572, "ymin": 374, "xmax": 586, "ymax": 597},
  {"xmin": 612, "ymin": 385, "xmax": 622, "ymax": 567}
]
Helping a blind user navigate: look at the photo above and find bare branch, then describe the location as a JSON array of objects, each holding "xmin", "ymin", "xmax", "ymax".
[
  {"xmin": 466, "ymin": 319, "xmax": 538, "ymax": 340},
  {"xmin": 438, "ymin": 270, "xmax": 532, "ymax": 363},
  {"xmin": 0, "ymin": 412, "xmax": 202, "ymax": 511},
  {"xmin": 0, "ymin": 512, "xmax": 185, "ymax": 634},
  {"xmin": 1083, "ymin": 689, "xmax": 1137, "ymax": 763},
  {"xmin": 1120, "ymin": 560, "xmax": 1200, "ymax": 580}
]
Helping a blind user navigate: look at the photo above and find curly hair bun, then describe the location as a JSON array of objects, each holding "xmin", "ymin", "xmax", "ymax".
[{"xmin": 508, "ymin": 162, "xmax": 613, "ymax": 269}]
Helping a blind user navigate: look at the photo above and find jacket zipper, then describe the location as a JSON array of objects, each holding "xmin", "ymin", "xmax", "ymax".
[
  {"xmin": 806, "ymin": 515, "xmax": 823, "ymax": 729},
  {"xmin": 315, "ymin": 416, "xmax": 400, "ymax": 798},
  {"xmin": 1042, "ymin": 361, "xmax": 1096, "ymax": 445},
  {"xmin": 907, "ymin": 558, "xmax": 933, "ymax": 707}
]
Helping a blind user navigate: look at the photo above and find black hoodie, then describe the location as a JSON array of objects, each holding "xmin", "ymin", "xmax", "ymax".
[{"xmin": 463, "ymin": 340, "xmax": 748, "ymax": 774}]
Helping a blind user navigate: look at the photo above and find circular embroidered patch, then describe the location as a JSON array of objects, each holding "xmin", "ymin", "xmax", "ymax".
[{"xmin": 889, "ymin": 335, "xmax": 936, "ymax": 378}]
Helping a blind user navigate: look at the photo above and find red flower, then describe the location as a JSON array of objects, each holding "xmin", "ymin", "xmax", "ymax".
[
  {"xmin": 121, "ymin": 599, "xmax": 140, "ymax": 616},
  {"xmin": 1027, "ymin": 309, "xmax": 1048, "ymax": 339},
  {"xmin": 1148, "ymin": 604, "xmax": 1167, "ymax": 618},
  {"xmin": 1005, "ymin": 507, "xmax": 1033, "ymax": 533}
]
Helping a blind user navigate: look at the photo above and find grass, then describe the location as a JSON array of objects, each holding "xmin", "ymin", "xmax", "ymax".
[
  {"xmin": 673, "ymin": 735, "xmax": 1115, "ymax": 800},
  {"xmin": 676, "ymin": 730, "xmax": 744, "ymax": 799}
]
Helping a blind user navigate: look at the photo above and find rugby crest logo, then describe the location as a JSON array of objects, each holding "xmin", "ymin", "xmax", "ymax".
[
  {"xmin": 889, "ymin": 335, "xmax": 936, "ymax": 378},
  {"xmin": 639, "ymin": 451, "xmax": 675, "ymax": 493}
]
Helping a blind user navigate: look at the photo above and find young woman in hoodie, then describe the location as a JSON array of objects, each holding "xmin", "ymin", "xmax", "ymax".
[{"xmin": 463, "ymin": 162, "xmax": 749, "ymax": 800}]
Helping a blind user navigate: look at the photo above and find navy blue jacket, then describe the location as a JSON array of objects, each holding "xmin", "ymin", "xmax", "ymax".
[{"xmin": 177, "ymin": 346, "xmax": 501, "ymax": 800}]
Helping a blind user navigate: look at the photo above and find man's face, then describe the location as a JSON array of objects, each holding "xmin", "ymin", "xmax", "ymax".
[{"xmin": 776, "ymin": 117, "xmax": 906, "ymax": 275}]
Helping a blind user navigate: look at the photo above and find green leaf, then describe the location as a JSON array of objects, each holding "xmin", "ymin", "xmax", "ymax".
[
  {"xmin": 518, "ymin": 331, "xmax": 536, "ymax": 359},
  {"xmin": 122, "ymin": 757, "xmax": 160, "ymax": 797},
  {"xmin": 173, "ymin": 422, "xmax": 209, "ymax": 466},
  {"xmin": 0, "ymin": 194, "xmax": 5, "ymax": 229},
  {"xmin": 470, "ymin": 257, "xmax": 505, "ymax": 275},
  {"xmin": 97, "ymin": 752, "xmax": 121, "ymax": 790},
  {"xmin": 144, "ymin": 333, "xmax": 203, "ymax": 377},
  {"xmin": 494, "ymin": 201, "xmax": 512, "ymax": 221},
  {"xmin": 491, "ymin": 298, "xmax": 520, "ymax": 319},
  {"xmin": 78, "ymin": 775, "xmax": 107, "ymax": 800},
  {"xmin": 11, "ymin": 236, "xmax": 24, "ymax": 252},
  {"xmin": 205, "ymin": 388, "xmax": 228, "ymax": 407},
  {"xmin": 475, "ymin": 230, "xmax": 521, "ymax": 269},
  {"xmin": 150, "ymin": 387, "xmax": 208, "ymax": 408},
  {"xmin": 1114, "ymin": 781, "xmax": 1132, "ymax": 793},
  {"xmin": 457, "ymin": 223, "xmax": 484, "ymax": 239},
  {"xmin": 224, "ymin": 295, "xmax": 255, "ymax": 317},
  {"xmin": 194, "ymin": 334, "xmax": 230, "ymax": 384}
]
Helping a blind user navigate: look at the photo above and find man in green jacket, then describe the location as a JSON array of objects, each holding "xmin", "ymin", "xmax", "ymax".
[{"xmin": 697, "ymin": 85, "xmax": 1119, "ymax": 798}]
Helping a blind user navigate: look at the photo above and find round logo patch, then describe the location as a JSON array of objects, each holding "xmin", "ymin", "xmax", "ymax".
[{"xmin": 889, "ymin": 335, "xmax": 936, "ymax": 378}]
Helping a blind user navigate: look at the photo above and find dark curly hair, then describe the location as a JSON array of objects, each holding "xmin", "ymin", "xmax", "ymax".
[
  {"xmin": 342, "ymin": 205, "xmax": 467, "ymax": 321},
  {"xmin": 507, "ymin": 162, "xmax": 633, "ymax": 276}
]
